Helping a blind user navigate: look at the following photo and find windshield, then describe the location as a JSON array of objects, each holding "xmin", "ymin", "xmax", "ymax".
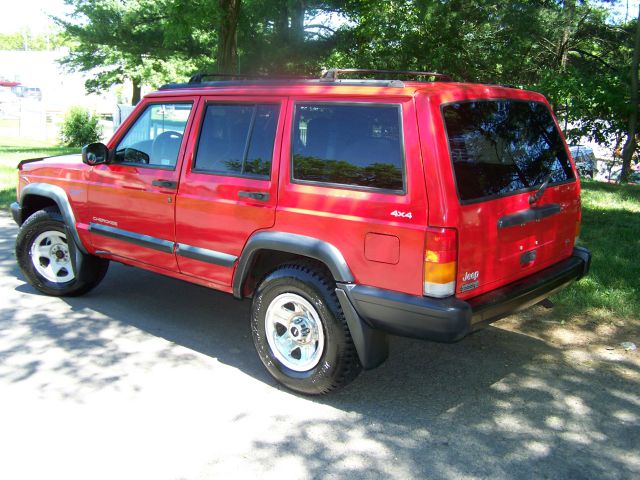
[{"xmin": 443, "ymin": 99, "xmax": 575, "ymax": 203}]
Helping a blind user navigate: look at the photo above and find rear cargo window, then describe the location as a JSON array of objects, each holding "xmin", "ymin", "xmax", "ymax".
[
  {"xmin": 443, "ymin": 100, "xmax": 574, "ymax": 203},
  {"xmin": 292, "ymin": 103, "xmax": 405, "ymax": 192}
]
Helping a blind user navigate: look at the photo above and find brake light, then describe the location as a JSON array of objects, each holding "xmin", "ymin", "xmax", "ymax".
[{"xmin": 424, "ymin": 227, "xmax": 457, "ymax": 298}]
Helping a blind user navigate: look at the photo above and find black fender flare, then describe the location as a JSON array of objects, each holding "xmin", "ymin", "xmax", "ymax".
[
  {"xmin": 20, "ymin": 183, "xmax": 88, "ymax": 254},
  {"xmin": 234, "ymin": 231, "xmax": 388, "ymax": 369},
  {"xmin": 232, "ymin": 231, "xmax": 354, "ymax": 299}
]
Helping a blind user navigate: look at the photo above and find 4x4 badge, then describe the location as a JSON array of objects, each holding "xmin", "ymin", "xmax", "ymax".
[{"xmin": 390, "ymin": 210, "xmax": 412, "ymax": 219}]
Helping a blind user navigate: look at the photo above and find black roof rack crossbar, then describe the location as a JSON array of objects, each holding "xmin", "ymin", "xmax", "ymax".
[
  {"xmin": 320, "ymin": 68, "xmax": 452, "ymax": 82},
  {"xmin": 189, "ymin": 72, "xmax": 313, "ymax": 83}
]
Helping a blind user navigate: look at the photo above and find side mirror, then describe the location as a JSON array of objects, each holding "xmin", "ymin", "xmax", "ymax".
[{"xmin": 82, "ymin": 142, "xmax": 109, "ymax": 166}]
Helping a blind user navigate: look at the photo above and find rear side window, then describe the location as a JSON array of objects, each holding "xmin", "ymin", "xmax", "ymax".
[
  {"xmin": 292, "ymin": 103, "xmax": 405, "ymax": 192},
  {"xmin": 443, "ymin": 100, "xmax": 575, "ymax": 203},
  {"xmin": 194, "ymin": 103, "xmax": 279, "ymax": 179}
]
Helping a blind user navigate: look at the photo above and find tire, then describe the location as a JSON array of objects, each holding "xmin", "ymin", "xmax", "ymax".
[
  {"xmin": 251, "ymin": 263, "xmax": 362, "ymax": 395},
  {"xmin": 16, "ymin": 208, "xmax": 109, "ymax": 297}
]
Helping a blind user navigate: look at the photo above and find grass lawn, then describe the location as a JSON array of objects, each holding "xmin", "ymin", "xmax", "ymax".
[
  {"xmin": 553, "ymin": 180, "xmax": 640, "ymax": 321},
  {"xmin": 0, "ymin": 136, "xmax": 637, "ymax": 329},
  {"xmin": 0, "ymin": 137, "xmax": 79, "ymax": 208}
]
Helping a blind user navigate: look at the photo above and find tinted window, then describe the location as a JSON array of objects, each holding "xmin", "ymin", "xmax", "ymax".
[
  {"xmin": 292, "ymin": 104, "xmax": 404, "ymax": 191},
  {"xmin": 443, "ymin": 100, "xmax": 574, "ymax": 203},
  {"xmin": 194, "ymin": 104, "xmax": 279, "ymax": 178},
  {"xmin": 114, "ymin": 103, "xmax": 192, "ymax": 168}
]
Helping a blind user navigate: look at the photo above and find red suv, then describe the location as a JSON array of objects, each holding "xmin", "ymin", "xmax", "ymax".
[{"xmin": 10, "ymin": 69, "xmax": 591, "ymax": 394}]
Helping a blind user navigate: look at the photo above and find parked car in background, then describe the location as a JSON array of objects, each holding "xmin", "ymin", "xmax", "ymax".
[
  {"xmin": 11, "ymin": 85, "xmax": 43, "ymax": 102},
  {"xmin": 608, "ymin": 169, "xmax": 640, "ymax": 184},
  {"xmin": 569, "ymin": 145, "xmax": 596, "ymax": 179}
]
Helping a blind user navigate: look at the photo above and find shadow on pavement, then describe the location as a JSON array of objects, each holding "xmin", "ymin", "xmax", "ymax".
[{"xmin": 1, "ymin": 214, "xmax": 638, "ymax": 479}]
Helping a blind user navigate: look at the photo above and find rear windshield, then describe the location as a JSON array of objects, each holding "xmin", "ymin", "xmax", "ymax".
[{"xmin": 442, "ymin": 100, "xmax": 574, "ymax": 203}]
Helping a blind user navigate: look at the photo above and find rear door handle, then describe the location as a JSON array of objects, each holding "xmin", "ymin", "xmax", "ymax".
[
  {"xmin": 238, "ymin": 190, "xmax": 269, "ymax": 202},
  {"xmin": 152, "ymin": 180, "xmax": 177, "ymax": 189},
  {"xmin": 497, "ymin": 203, "xmax": 561, "ymax": 229}
]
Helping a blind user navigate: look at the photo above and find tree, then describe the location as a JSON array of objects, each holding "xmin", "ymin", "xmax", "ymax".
[
  {"xmin": 327, "ymin": 1, "xmax": 640, "ymax": 171},
  {"xmin": 534, "ymin": 2, "xmax": 640, "ymax": 180},
  {"xmin": 0, "ymin": 28, "xmax": 67, "ymax": 51},
  {"xmin": 217, "ymin": 0, "xmax": 242, "ymax": 73},
  {"xmin": 620, "ymin": 4, "xmax": 640, "ymax": 182},
  {"xmin": 55, "ymin": 0, "xmax": 210, "ymax": 104},
  {"xmin": 53, "ymin": 0, "xmax": 639, "ymax": 170},
  {"xmin": 237, "ymin": 0, "xmax": 346, "ymax": 74}
]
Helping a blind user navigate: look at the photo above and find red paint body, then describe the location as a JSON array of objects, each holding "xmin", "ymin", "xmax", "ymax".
[{"xmin": 18, "ymin": 81, "xmax": 581, "ymax": 299}]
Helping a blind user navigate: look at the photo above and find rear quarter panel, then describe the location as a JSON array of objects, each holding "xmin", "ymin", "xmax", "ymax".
[{"xmin": 275, "ymin": 95, "xmax": 429, "ymax": 296}]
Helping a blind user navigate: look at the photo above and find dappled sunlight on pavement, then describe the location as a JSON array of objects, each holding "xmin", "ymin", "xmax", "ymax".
[{"xmin": 0, "ymin": 212, "xmax": 638, "ymax": 479}]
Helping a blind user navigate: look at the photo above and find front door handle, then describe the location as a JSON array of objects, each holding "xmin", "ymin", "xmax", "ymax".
[
  {"xmin": 152, "ymin": 180, "xmax": 177, "ymax": 189},
  {"xmin": 238, "ymin": 190, "xmax": 270, "ymax": 202}
]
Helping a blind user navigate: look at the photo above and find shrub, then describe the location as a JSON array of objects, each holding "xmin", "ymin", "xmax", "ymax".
[{"xmin": 59, "ymin": 106, "xmax": 103, "ymax": 147}]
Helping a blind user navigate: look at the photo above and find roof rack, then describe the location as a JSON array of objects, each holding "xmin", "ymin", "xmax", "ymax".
[
  {"xmin": 188, "ymin": 72, "xmax": 312, "ymax": 83},
  {"xmin": 320, "ymin": 68, "xmax": 452, "ymax": 82},
  {"xmin": 159, "ymin": 68, "xmax": 452, "ymax": 91}
]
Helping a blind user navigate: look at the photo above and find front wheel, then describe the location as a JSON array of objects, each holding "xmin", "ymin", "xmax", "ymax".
[
  {"xmin": 251, "ymin": 263, "xmax": 361, "ymax": 395},
  {"xmin": 16, "ymin": 208, "xmax": 109, "ymax": 297}
]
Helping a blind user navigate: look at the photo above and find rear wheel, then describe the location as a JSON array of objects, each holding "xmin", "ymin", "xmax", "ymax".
[
  {"xmin": 251, "ymin": 263, "xmax": 361, "ymax": 395},
  {"xmin": 16, "ymin": 208, "xmax": 109, "ymax": 296}
]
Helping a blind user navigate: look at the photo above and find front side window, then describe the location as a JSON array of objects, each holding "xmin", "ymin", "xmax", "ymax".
[
  {"xmin": 193, "ymin": 103, "xmax": 279, "ymax": 179},
  {"xmin": 114, "ymin": 103, "xmax": 193, "ymax": 168},
  {"xmin": 292, "ymin": 103, "xmax": 405, "ymax": 192},
  {"xmin": 443, "ymin": 100, "xmax": 575, "ymax": 203}
]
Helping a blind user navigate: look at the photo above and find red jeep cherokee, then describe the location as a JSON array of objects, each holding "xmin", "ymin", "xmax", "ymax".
[{"xmin": 10, "ymin": 70, "xmax": 591, "ymax": 394}]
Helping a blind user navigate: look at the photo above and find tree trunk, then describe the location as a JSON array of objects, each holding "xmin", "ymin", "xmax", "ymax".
[
  {"xmin": 217, "ymin": 0, "xmax": 241, "ymax": 73},
  {"xmin": 131, "ymin": 78, "xmax": 141, "ymax": 105},
  {"xmin": 274, "ymin": 1, "xmax": 289, "ymax": 45},
  {"xmin": 290, "ymin": 1, "xmax": 306, "ymax": 46},
  {"xmin": 558, "ymin": 0, "xmax": 576, "ymax": 69},
  {"xmin": 620, "ymin": 5, "xmax": 640, "ymax": 183}
]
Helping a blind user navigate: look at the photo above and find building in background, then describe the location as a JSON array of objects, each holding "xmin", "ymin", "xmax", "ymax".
[{"xmin": 0, "ymin": 49, "xmax": 122, "ymax": 141}]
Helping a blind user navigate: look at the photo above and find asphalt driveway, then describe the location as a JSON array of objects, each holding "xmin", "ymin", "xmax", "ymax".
[{"xmin": 0, "ymin": 212, "xmax": 638, "ymax": 480}]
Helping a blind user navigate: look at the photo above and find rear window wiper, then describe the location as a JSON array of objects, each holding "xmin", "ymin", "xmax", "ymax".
[{"xmin": 529, "ymin": 170, "xmax": 554, "ymax": 204}]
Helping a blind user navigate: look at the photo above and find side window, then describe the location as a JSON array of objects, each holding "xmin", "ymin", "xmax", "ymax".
[
  {"xmin": 292, "ymin": 103, "xmax": 405, "ymax": 192},
  {"xmin": 193, "ymin": 103, "xmax": 279, "ymax": 179},
  {"xmin": 114, "ymin": 103, "xmax": 193, "ymax": 168}
]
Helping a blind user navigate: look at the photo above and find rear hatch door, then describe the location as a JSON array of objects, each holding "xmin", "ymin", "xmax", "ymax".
[{"xmin": 441, "ymin": 98, "xmax": 579, "ymax": 298}]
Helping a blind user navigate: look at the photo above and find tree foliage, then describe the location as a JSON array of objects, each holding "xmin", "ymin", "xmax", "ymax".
[
  {"xmin": 54, "ymin": 0, "xmax": 211, "ymax": 103},
  {"xmin": 60, "ymin": 106, "xmax": 103, "ymax": 147},
  {"xmin": 53, "ymin": 0, "xmax": 640, "ymax": 179},
  {"xmin": 0, "ymin": 29, "xmax": 67, "ymax": 51}
]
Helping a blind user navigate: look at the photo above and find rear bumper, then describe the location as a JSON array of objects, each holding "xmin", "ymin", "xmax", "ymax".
[
  {"xmin": 10, "ymin": 202, "xmax": 22, "ymax": 226},
  {"xmin": 338, "ymin": 247, "xmax": 591, "ymax": 347}
]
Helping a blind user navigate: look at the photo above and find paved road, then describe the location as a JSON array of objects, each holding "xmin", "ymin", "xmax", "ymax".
[{"xmin": 0, "ymin": 212, "xmax": 638, "ymax": 480}]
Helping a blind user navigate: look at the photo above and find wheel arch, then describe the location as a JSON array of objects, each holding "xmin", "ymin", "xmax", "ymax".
[
  {"xmin": 233, "ymin": 231, "xmax": 354, "ymax": 299},
  {"xmin": 20, "ymin": 183, "xmax": 87, "ymax": 253}
]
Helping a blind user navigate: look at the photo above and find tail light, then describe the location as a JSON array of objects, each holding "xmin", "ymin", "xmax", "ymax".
[{"xmin": 424, "ymin": 227, "xmax": 457, "ymax": 298}]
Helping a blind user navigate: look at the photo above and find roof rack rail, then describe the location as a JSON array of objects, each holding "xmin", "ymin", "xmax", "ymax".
[
  {"xmin": 188, "ymin": 72, "xmax": 312, "ymax": 83},
  {"xmin": 320, "ymin": 68, "xmax": 452, "ymax": 82}
]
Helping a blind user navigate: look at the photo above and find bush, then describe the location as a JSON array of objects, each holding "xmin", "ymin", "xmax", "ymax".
[{"xmin": 59, "ymin": 107, "xmax": 103, "ymax": 147}]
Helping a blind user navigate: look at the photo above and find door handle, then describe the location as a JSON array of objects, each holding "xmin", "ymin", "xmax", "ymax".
[
  {"xmin": 238, "ymin": 190, "xmax": 269, "ymax": 202},
  {"xmin": 152, "ymin": 180, "xmax": 177, "ymax": 189}
]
